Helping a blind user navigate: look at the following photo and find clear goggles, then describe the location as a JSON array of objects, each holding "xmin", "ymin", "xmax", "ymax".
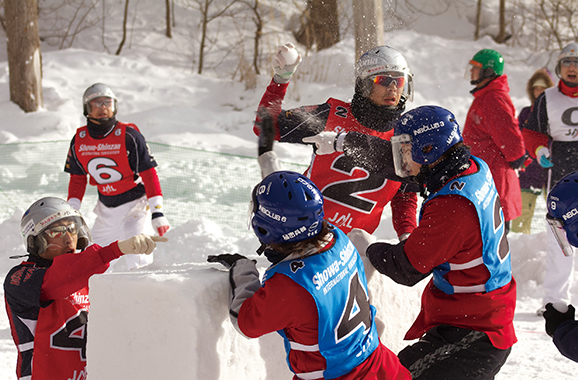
[
  {"xmin": 561, "ymin": 58, "xmax": 578, "ymax": 67},
  {"xmin": 372, "ymin": 74, "xmax": 405, "ymax": 89},
  {"xmin": 391, "ymin": 134, "xmax": 414, "ymax": 178},
  {"xmin": 90, "ymin": 97, "xmax": 114, "ymax": 108},
  {"xmin": 546, "ymin": 214, "xmax": 575, "ymax": 257},
  {"xmin": 43, "ymin": 223, "xmax": 79, "ymax": 239}
]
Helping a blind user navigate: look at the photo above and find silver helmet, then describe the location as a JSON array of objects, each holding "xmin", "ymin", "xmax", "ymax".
[
  {"xmin": 555, "ymin": 43, "xmax": 578, "ymax": 77},
  {"xmin": 21, "ymin": 197, "xmax": 92, "ymax": 256},
  {"xmin": 82, "ymin": 83, "xmax": 118, "ymax": 117},
  {"xmin": 355, "ymin": 45, "xmax": 414, "ymax": 101}
]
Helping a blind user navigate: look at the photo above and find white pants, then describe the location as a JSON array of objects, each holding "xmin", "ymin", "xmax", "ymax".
[
  {"xmin": 91, "ymin": 196, "xmax": 154, "ymax": 271},
  {"xmin": 543, "ymin": 225, "xmax": 576, "ymax": 304}
]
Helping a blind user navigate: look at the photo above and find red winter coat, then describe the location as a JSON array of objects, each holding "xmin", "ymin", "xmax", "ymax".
[{"xmin": 463, "ymin": 75, "xmax": 525, "ymax": 221}]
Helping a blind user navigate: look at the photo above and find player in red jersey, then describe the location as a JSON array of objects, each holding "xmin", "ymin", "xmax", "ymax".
[
  {"xmin": 64, "ymin": 83, "xmax": 169, "ymax": 271},
  {"xmin": 254, "ymin": 43, "xmax": 418, "ymax": 240},
  {"xmin": 343, "ymin": 106, "xmax": 517, "ymax": 379},
  {"xmin": 4, "ymin": 197, "xmax": 166, "ymax": 380},
  {"xmin": 208, "ymin": 171, "xmax": 410, "ymax": 380}
]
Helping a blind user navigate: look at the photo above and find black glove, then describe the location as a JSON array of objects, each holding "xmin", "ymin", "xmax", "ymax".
[
  {"xmin": 544, "ymin": 303, "xmax": 576, "ymax": 337},
  {"xmin": 207, "ymin": 253, "xmax": 249, "ymax": 269},
  {"xmin": 257, "ymin": 107, "xmax": 276, "ymax": 156}
]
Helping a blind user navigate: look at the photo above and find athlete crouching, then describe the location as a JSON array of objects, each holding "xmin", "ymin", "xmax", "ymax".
[{"xmin": 208, "ymin": 171, "xmax": 410, "ymax": 380}]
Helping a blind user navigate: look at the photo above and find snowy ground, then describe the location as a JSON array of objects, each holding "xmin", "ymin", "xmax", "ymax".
[{"xmin": 0, "ymin": 1, "xmax": 577, "ymax": 378}]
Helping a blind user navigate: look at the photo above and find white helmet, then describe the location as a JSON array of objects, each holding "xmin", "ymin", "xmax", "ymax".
[
  {"xmin": 82, "ymin": 83, "xmax": 118, "ymax": 117},
  {"xmin": 555, "ymin": 43, "xmax": 578, "ymax": 77},
  {"xmin": 355, "ymin": 45, "xmax": 413, "ymax": 101},
  {"xmin": 21, "ymin": 197, "xmax": 92, "ymax": 256}
]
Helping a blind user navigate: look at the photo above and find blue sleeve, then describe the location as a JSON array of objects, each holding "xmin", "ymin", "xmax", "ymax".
[
  {"xmin": 553, "ymin": 320, "xmax": 578, "ymax": 362},
  {"xmin": 125, "ymin": 127, "xmax": 158, "ymax": 173}
]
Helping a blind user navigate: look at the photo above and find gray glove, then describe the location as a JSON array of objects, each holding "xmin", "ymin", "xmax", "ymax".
[
  {"xmin": 272, "ymin": 43, "xmax": 302, "ymax": 84},
  {"xmin": 117, "ymin": 234, "xmax": 168, "ymax": 255},
  {"xmin": 207, "ymin": 253, "xmax": 252, "ymax": 269}
]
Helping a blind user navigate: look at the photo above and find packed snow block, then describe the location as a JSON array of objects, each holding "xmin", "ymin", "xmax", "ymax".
[
  {"xmin": 87, "ymin": 261, "xmax": 423, "ymax": 379},
  {"xmin": 86, "ymin": 266, "xmax": 292, "ymax": 380}
]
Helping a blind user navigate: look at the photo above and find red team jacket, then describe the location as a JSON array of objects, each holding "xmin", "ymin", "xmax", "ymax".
[
  {"xmin": 463, "ymin": 75, "xmax": 525, "ymax": 221},
  {"xmin": 4, "ymin": 243, "xmax": 123, "ymax": 379},
  {"xmin": 255, "ymin": 79, "xmax": 417, "ymax": 236}
]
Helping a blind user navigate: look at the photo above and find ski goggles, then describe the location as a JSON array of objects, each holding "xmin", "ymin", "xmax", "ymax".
[
  {"xmin": 44, "ymin": 223, "xmax": 78, "ymax": 239},
  {"xmin": 560, "ymin": 58, "xmax": 578, "ymax": 67},
  {"xmin": 90, "ymin": 98, "xmax": 114, "ymax": 108},
  {"xmin": 373, "ymin": 74, "xmax": 405, "ymax": 88},
  {"xmin": 546, "ymin": 214, "xmax": 575, "ymax": 257}
]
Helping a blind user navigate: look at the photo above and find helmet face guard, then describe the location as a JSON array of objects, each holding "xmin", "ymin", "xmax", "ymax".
[
  {"xmin": 546, "ymin": 214, "xmax": 575, "ymax": 257},
  {"xmin": 547, "ymin": 171, "xmax": 578, "ymax": 256},
  {"xmin": 394, "ymin": 105, "xmax": 463, "ymax": 166},
  {"xmin": 391, "ymin": 134, "xmax": 416, "ymax": 178}
]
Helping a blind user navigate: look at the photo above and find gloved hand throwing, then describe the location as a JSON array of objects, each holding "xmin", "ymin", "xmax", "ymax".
[
  {"xmin": 544, "ymin": 302, "xmax": 576, "ymax": 337},
  {"xmin": 302, "ymin": 131, "xmax": 342, "ymax": 155},
  {"xmin": 207, "ymin": 253, "xmax": 251, "ymax": 269},
  {"xmin": 536, "ymin": 146, "xmax": 553, "ymax": 168},
  {"xmin": 347, "ymin": 228, "xmax": 377, "ymax": 256},
  {"xmin": 272, "ymin": 43, "xmax": 302, "ymax": 84},
  {"xmin": 118, "ymin": 234, "xmax": 168, "ymax": 255}
]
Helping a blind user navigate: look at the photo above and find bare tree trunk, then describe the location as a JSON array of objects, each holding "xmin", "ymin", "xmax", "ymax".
[
  {"xmin": 295, "ymin": 0, "xmax": 340, "ymax": 51},
  {"xmin": 198, "ymin": 0, "xmax": 209, "ymax": 74},
  {"xmin": 309, "ymin": 0, "xmax": 339, "ymax": 50},
  {"xmin": 496, "ymin": 0, "xmax": 507, "ymax": 43},
  {"xmin": 4, "ymin": 0, "xmax": 43, "ymax": 112},
  {"xmin": 116, "ymin": 0, "xmax": 130, "ymax": 55},
  {"xmin": 352, "ymin": 0, "xmax": 384, "ymax": 59},
  {"xmin": 245, "ymin": 0, "xmax": 262, "ymax": 75},
  {"xmin": 165, "ymin": 0, "xmax": 172, "ymax": 38},
  {"xmin": 474, "ymin": 0, "xmax": 482, "ymax": 40}
]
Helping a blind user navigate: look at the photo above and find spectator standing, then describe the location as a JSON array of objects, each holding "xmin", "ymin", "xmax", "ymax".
[
  {"xmin": 511, "ymin": 68, "xmax": 554, "ymax": 234},
  {"xmin": 523, "ymin": 43, "xmax": 578, "ymax": 312},
  {"xmin": 463, "ymin": 49, "xmax": 527, "ymax": 231}
]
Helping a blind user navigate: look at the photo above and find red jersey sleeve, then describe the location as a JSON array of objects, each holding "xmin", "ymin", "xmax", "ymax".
[
  {"xmin": 140, "ymin": 167, "xmax": 163, "ymax": 198},
  {"xmin": 254, "ymin": 79, "xmax": 290, "ymax": 140},
  {"xmin": 390, "ymin": 189, "xmax": 417, "ymax": 237},
  {"xmin": 67, "ymin": 174, "xmax": 87, "ymax": 202},
  {"xmin": 238, "ymin": 273, "xmax": 318, "ymax": 340},
  {"xmin": 40, "ymin": 243, "xmax": 123, "ymax": 302}
]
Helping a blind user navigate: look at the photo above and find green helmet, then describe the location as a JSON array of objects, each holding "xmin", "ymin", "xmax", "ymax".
[{"xmin": 470, "ymin": 49, "xmax": 504, "ymax": 78}]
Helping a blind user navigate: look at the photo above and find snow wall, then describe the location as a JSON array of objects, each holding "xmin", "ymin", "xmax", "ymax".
[{"xmin": 86, "ymin": 258, "xmax": 425, "ymax": 380}]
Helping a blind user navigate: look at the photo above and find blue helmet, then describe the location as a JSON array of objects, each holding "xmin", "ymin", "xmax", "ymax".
[
  {"xmin": 251, "ymin": 171, "xmax": 324, "ymax": 245},
  {"xmin": 394, "ymin": 105, "xmax": 462, "ymax": 165},
  {"xmin": 547, "ymin": 171, "xmax": 578, "ymax": 254}
]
